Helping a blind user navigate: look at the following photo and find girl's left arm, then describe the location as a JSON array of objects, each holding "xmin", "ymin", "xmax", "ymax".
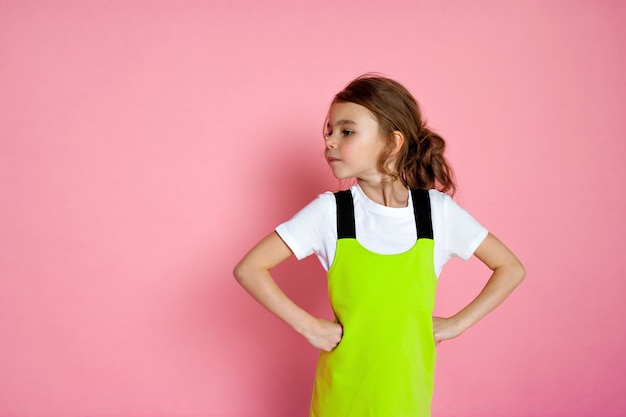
[{"xmin": 433, "ymin": 232, "xmax": 525, "ymax": 345}]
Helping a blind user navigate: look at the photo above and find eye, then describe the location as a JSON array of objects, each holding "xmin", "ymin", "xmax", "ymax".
[
  {"xmin": 342, "ymin": 129, "xmax": 354, "ymax": 136},
  {"xmin": 324, "ymin": 130, "xmax": 333, "ymax": 138}
]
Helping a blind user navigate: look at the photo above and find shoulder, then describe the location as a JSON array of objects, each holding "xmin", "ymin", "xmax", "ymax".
[
  {"xmin": 281, "ymin": 191, "xmax": 337, "ymax": 226},
  {"xmin": 427, "ymin": 190, "xmax": 472, "ymax": 225},
  {"xmin": 427, "ymin": 189, "xmax": 472, "ymax": 218},
  {"xmin": 426, "ymin": 189, "xmax": 449, "ymax": 217},
  {"xmin": 275, "ymin": 190, "xmax": 338, "ymax": 261},
  {"xmin": 427, "ymin": 188, "xmax": 449, "ymax": 205},
  {"xmin": 431, "ymin": 190, "xmax": 488, "ymax": 260},
  {"xmin": 307, "ymin": 190, "xmax": 337, "ymax": 213}
]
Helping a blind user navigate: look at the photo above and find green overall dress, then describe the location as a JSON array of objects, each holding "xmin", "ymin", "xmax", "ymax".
[{"xmin": 310, "ymin": 189, "xmax": 437, "ymax": 417}]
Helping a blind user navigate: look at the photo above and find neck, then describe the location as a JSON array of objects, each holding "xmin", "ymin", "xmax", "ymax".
[{"xmin": 357, "ymin": 178, "xmax": 409, "ymax": 208}]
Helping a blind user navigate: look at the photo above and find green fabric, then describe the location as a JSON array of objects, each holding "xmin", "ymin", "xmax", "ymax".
[{"xmin": 310, "ymin": 238, "xmax": 437, "ymax": 417}]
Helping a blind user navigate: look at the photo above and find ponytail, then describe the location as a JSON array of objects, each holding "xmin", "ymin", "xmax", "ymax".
[{"xmin": 402, "ymin": 125, "xmax": 456, "ymax": 196}]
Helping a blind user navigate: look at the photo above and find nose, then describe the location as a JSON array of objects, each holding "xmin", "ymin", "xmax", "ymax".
[{"xmin": 325, "ymin": 134, "xmax": 337, "ymax": 149}]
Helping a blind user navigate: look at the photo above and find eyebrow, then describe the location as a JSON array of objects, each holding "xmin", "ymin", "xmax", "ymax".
[{"xmin": 327, "ymin": 119, "xmax": 357, "ymax": 128}]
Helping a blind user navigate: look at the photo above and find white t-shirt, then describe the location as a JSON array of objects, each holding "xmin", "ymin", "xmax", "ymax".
[{"xmin": 276, "ymin": 184, "xmax": 488, "ymax": 278}]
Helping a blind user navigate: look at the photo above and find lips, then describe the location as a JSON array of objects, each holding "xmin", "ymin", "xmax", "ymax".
[{"xmin": 327, "ymin": 156, "xmax": 340, "ymax": 163}]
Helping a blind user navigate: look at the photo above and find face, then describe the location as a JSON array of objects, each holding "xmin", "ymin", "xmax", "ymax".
[{"xmin": 324, "ymin": 101, "xmax": 387, "ymax": 182}]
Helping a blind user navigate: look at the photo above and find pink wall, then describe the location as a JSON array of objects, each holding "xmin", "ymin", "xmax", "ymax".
[{"xmin": 1, "ymin": 1, "xmax": 625, "ymax": 416}]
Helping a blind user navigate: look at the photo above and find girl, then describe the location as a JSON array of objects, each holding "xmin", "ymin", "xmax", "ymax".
[{"xmin": 234, "ymin": 74, "xmax": 525, "ymax": 417}]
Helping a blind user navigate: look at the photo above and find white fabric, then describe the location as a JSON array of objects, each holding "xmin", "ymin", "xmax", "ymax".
[{"xmin": 275, "ymin": 184, "xmax": 488, "ymax": 278}]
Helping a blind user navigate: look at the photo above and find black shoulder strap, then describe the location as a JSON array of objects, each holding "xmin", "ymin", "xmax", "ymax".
[
  {"xmin": 410, "ymin": 189, "xmax": 433, "ymax": 240},
  {"xmin": 334, "ymin": 190, "xmax": 356, "ymax": 239}
]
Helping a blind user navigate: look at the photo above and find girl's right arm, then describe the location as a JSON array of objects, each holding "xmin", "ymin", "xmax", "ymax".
[{"xmin": 233, "ymin": 231, "xmax": 343, "ymax": 351}]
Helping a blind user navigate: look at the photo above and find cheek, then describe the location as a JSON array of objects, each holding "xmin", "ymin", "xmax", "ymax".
[{"xmin": 345, "ymin": 143, "xmax": 363, "ymax": 159}]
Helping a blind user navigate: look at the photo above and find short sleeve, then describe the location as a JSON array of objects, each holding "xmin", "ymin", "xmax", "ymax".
[
  {"xmin": 442, "ymin": 194, "xmax": 488, "ymax": 261},
  {"xmin": 275, "ymin": 192, "xmax": 335, "ymax": 261}
]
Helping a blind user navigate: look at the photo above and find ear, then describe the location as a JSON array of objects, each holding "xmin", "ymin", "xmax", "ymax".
[{"xmin": 390, "ymin": 130, "xmax": 405, "ymax": 156}]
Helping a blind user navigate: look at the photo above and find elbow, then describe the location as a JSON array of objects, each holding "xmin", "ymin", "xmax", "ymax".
[
  {"xmin": 494, "ymin": 258, "xmax": 525, "ymax": 288},
  {"xmin": 512, "ymin": 260, "xmax": 526, "ymax": 286},
  {"xmin": 233, "ymin": 257, "xmax": 263, "ymax": 287},
  {"xmin": 233, "ymin": 260, "xmax": 248, "ymax": 285}
]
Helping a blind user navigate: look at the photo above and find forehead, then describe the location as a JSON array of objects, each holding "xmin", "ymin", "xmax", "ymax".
[{"xmin": 327, "ymin": 101, "xmax": 378, "ymax": 126}]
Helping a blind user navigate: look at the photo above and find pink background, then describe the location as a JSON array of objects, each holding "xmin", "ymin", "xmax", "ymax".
[{"xmin": 1, "ymin": 1, "xmax": 625, "ymax": 416}]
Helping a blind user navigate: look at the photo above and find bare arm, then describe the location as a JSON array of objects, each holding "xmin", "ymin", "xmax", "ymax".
[
  {"xmin": 233, "ymin": 231, "xmax": 342, "ymax": 351},
  {"xmin": 433, "ymin": 232, "xmax": 525, "ymax": 344}
]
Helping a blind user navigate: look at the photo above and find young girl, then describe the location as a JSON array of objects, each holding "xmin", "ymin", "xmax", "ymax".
[{"xmin": 234, "ymin": 74, "xmax": 525, "ymax": 417}]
